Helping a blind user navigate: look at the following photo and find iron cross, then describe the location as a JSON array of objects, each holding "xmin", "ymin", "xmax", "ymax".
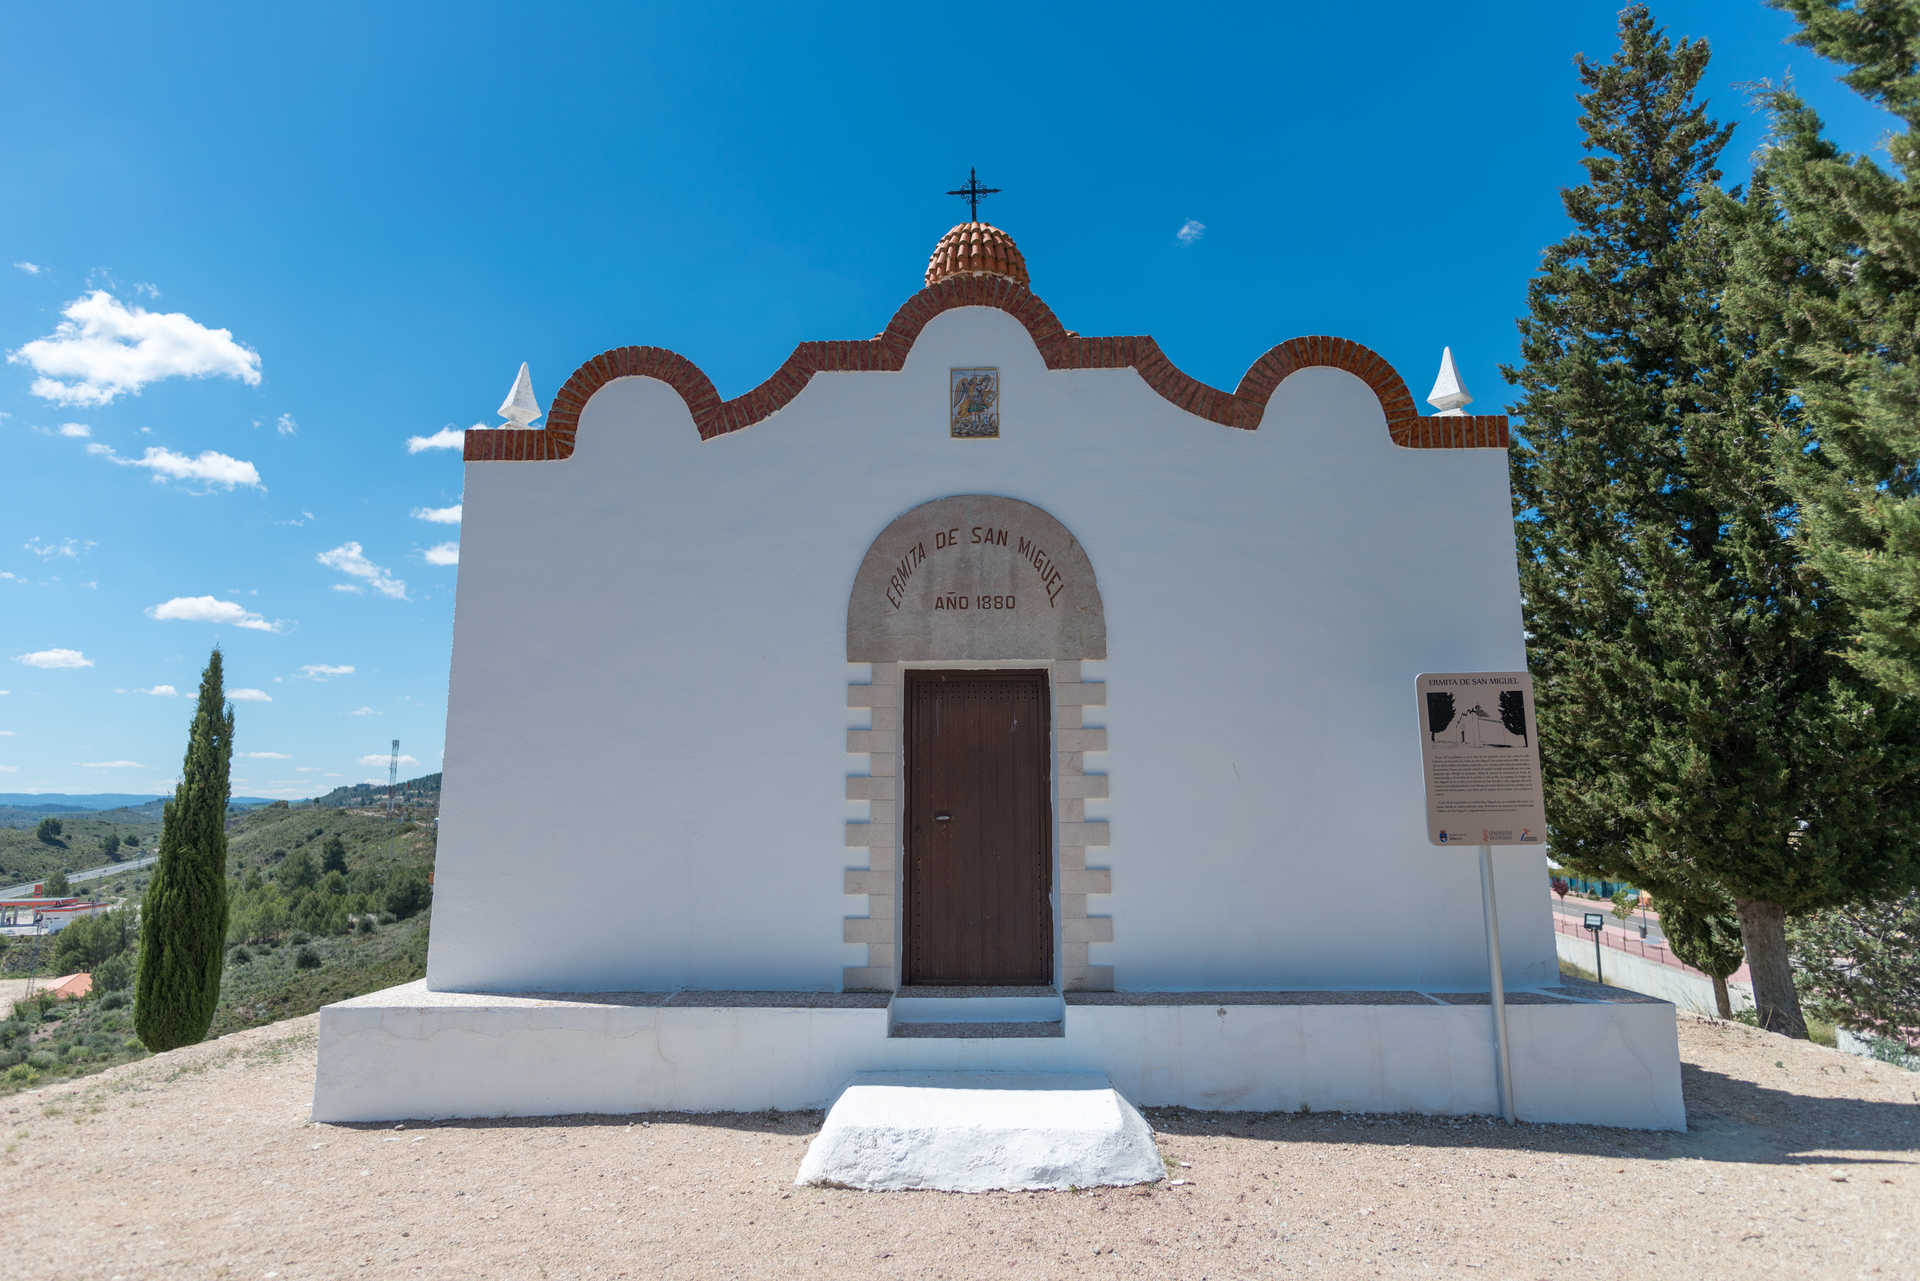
[{"xmin": 946, "ymin": 167, "xmax": 1002, "ymax": 222}]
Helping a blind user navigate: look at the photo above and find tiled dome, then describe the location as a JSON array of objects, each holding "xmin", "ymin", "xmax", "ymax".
[{"xmin": 925, "ymin": 222, "xmax": 1030, "ymax": 289}]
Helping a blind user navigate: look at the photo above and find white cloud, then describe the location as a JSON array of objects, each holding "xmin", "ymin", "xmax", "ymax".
[
  {"xmin": 360, "ymin": 753, "xmax": 420, "ymax": 767},
  {"xmin": 350, "ymin": 705, "xmax": 375, "ymax": 716},
  {"xmin": 276, "ymin": 412, "xmax": 297, "ymax": 437},
  {"xmin": 295, "ymin": 765, "xmax": 320, "ymax": 773},
  {"xmin": 1176, "ymin": 218, "xmax": 1206, "ymax": 246},
  {"xmin": 0, "ymin": 730, "xmax": 13, "ymax": 736},
  {"xmin": 9, "ymin": 290, "xmax": 262, "ymax": 406},
  {"xmin": 0, "ymin": 690, "xmax": 8, "ymax": 695},
  {"xmin": 146, "ymin": 595, "xmax": 281, "ymax": 633},
  {"xmin": 26, "ymin": 536, "xmax": 95, "ymax": 560},
  {"xmin": 13, "ymin": 262, "xmax": 42, "ymax": 275},
  {"xmin": 317, "ymin": 542, "xmax": 406, "ymax": 600},
  {"xmin": 0, "ymin": 571, "xmax": 23, "ymax": 584},
  {"xmin": 16, "ymin": 648, "xmax": 92, "ymax": 669},
  {"xmin": 229, "ymin": 688, "xmax": 272, "ymax": 702},
  {"xmin": 246, "ymin": 751, "xmax": 291, "ymax": 760},
  {"xmin": 86, "ymin": 441, "xmax": 263, "ymax": 490},
  {"xmin": 132, "ymin": 282, "xmax": 160, "ymax": 299},
  {"xmin": 412, "ymin": 503, "xmax": 462, "ymax": 524},
  {"xmin": 0, "ymin": 766, "xmax": 16, "ymax": 774},
  {"xmin": 78, "ymin": 760, "xmax": 144, "ymax": 769},
  {"xmin": 299, "ymin": 663, "xmax": 354, "ymax": 680},
  {"xmin": 276, "ymin": 511, "xmax": 314, "ymax": 527},
  {"xmin": 406, "ymin": 424, "xmax": 470, "ymax": 454},
  {"xmin": 423, "ymin": 541, "xmax": 459, "ymax": 567},
  {"xmin": 139, "ymin": 684, "xmax": 178, "ymax": 697},
  {"xmin": 330, "ymin": 583, "xmax": 363, "ymax": 595},
  {"xmin": 58, "ymin": 422, "xmax": 90, "ymax": 439}
]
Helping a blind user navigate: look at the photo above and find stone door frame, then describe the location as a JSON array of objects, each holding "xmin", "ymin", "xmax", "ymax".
[{"xmin": 842, "ymin": 494, "xmax": 1112, "ymax": 994}]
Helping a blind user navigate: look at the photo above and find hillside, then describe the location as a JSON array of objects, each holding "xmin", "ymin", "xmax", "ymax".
[
  {"xmin": 0, "ymin": 771, "xmax": 441, "ymax": 883},
  {"xmin": 0, "ymin": 802, "xmax": 437, "ymax": 1094},
  {"xmin": 308, "ymin": 772, "xmax": 441, "ymax": 811},
  {"xmin": 0, "ymin": 808, "xmax": 163, "ymax": 888}
]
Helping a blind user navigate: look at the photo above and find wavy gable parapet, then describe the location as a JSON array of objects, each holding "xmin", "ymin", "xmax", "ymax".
[{"xmin": 466, "ymin": 273, "xmax": 1509, "ymax": 462}]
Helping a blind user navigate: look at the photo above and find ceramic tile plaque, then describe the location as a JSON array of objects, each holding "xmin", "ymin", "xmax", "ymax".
[{"xmin": 950, "ymin": 367, "xmax": 999, "ymax": 438}]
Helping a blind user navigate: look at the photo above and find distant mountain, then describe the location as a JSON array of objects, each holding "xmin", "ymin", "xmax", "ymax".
[
  {"xmin": 0, "ymin": 793, "xmax": 285, "ymax": 816},
  {"xmin": 0, "ymin": 793, "xmax": 168, "ymax": 811}
]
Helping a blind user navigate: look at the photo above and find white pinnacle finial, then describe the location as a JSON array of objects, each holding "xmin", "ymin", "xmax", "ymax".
[
  {"xmin": 1426, "ymin": 346, "xmax": 1473, "ymax": 417},
  {"xmin": 497, "ymin": 362, "xmax": 542, "ymax": 428}
]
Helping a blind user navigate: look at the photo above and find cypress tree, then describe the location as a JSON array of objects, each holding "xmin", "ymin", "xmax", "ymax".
[
  {"xmin": 1734, "ymin": 1, "xmax": 1920, "ymax": 701},
  {"xmin": 135, "ymin": 648, "xmax": 234, "ymax": 1051},
  {"xmin": 1506, "ymin": 6, "xmax": 1920, "ymax": 1037},
  {"xmin": 1657, "ymin": 893, "xmax": 1744, "ymax": 1020}
]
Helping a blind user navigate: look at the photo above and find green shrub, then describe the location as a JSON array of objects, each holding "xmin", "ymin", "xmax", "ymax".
[
  {"xmin": 289, "ymin": 932, "xmax": 309, "ymax": 946},
  {"xmin": 26, "ymin": 1051, "xmax": 57, "ymax": 1071},
  {"xmin": 0, "ymin": 1050, "xmax": 20, "ymax": 1069},
  {"xmin": 230, "ymin": 946, "xmax": 251, "ymax": 965},
  {"xmin": 384, "ymin": 867, "xmax": 431, "ymax": 920},
  {"xmin": 64, "ymin": 1045, "xmax": 90, "ymax": 1062},
  {"xmin": 356, "ymin": 915, "xmax": 375, "ymax": 935},
  {"xmin": 98, "ymin": 991, "xmax": 127, "ymax": 1011},
  {"xmin": 5, "ymin": 1063, "xmax": 35, "ymax": 1083},
  {"xmin": 295, "ymin": 946, "xmax": 321, "ymax": 970},
  {"xmin": 93, "ymin": 951, "xmax": 134, "ymax": 993},
  {"xmin": 122, "ymin": 1038, "xmax": 143, "ymax": 1053}
]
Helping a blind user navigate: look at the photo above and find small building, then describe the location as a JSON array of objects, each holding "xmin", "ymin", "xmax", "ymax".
[
  {"xmin": 0, "ymin": 898, "xmax": 110, "ymax": 936},
  {"xmin": 314, "ymin": 218, "xmax": 1683, "ymax": 1129}
]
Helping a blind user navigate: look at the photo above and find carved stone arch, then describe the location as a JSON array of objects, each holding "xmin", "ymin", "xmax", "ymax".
[
  {"xmin": 841, "ymin": 495, "xmax": 1113, "ymax": 995},
  {"xmin": 846, "ymin": 495, "xmax": 1106, "ymax": 662}
]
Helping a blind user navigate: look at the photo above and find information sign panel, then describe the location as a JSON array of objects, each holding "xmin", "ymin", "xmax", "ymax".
[{"xmin": 1416, "ymin": 671, "xmax": 1547, "ymax": 847}]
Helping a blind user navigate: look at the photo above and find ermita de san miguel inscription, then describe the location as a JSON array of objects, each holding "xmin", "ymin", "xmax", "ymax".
[
  {"xmin": 883, "ymin": 525, "xmax": 1070, "ymax": 612},
  {"xmin": 848, "ymin": 495, "xmax": 1105, "ymax": 663}
]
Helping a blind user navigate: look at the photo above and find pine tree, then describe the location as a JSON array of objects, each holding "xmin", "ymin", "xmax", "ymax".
[
  {"xmin": 134, "ymin": 648, "xmax": 234, "ymax": 1052},
  {"xmin": 1506, "ymin": 6, "xmax": 1920, "ymax": 1037},
  {"xmin": 1658, "ymin": 894, "xmax": 1745, "ymax": 1019},
  {"xmin": 1736, "ymin": 1, "xmax": 1920, "ymax": 701}
]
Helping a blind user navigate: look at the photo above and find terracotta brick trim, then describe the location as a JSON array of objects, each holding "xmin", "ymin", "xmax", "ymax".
[{"xmin": 465, "ymin": 275, "xmax": 1508, "ymax": 461}]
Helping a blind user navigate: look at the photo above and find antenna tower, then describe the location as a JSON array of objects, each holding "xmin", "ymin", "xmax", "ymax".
[{"xmin": 386, "ymin": 738, "xmax": 401, "ymax": 869}]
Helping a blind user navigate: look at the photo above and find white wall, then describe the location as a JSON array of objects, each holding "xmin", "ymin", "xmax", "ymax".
[
  {"xmin": 427, "ymin": 306, "xmax": 1555, "ymax": 994},
  {"xmin": 1555, "ymin": 932, "xmax": 1753, "ymax": 1016}
]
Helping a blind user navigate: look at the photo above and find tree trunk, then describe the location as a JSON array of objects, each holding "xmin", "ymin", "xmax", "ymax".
[
  {"xmin": 1734, "ymin": 897, "xmax": 1807, "ymax": 1038},
  {"xmin": 1711, "ymin": 973, "xmax": 1732, "ymax": 1020}
]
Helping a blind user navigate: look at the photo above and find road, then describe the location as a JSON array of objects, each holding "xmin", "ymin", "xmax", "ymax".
[
  {"xmin": 1548, "ymin": 893, "xmax": 1666, "ymax": 945},
  {"xmin": 1, "ymin": 853, "xmax": 158, "ymax": 900}
]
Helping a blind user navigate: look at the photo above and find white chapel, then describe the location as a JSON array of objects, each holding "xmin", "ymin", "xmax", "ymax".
[{"xmin": 313, "ymin": 214, "xmax": 1684, "ymax": 1130}]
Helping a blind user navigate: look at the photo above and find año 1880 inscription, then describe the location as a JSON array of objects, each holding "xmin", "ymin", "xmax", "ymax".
[{"xmin": 848, "ymin": 495, "xmax": 1106, "ymax": 662}]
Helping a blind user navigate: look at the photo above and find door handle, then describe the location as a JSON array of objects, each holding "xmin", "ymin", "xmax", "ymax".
[{"xmin": 934, "ymin": 813, "xmax": 952, "ymax": 822}]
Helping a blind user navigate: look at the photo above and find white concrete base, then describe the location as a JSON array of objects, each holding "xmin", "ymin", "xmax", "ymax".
[
  {"xmin": 795, "ymin": 1071, "xmax": 1163, "ymax": 1192},
  {"xmin": 313, "ymin": 981, "xmax": 1685, "ymax": 1129}
]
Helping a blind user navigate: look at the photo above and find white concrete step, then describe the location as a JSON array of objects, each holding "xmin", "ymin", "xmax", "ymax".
[
  {"xmin": 889, "ymin": 985, "xmax": 1064, "ymax": 1032},
  {"xmin": 795, "ymin": 1070, "xmax": 1165, "ymax": 1192}
]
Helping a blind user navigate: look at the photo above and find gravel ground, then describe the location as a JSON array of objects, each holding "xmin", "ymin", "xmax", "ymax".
[{"xmin": 3, "ymin": 1012, "xmax": 1916, "ymax": 1280}]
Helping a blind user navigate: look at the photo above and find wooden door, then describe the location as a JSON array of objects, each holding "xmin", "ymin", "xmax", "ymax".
[{"xmin": 904, "ymin": 670, "xmax": 1053, "ymax": 985}]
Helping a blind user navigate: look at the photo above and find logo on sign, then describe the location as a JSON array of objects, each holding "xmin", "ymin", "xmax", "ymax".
[{"xmin": 1438, "ymin": 830, "xmax": 1450, "ymax": 844}]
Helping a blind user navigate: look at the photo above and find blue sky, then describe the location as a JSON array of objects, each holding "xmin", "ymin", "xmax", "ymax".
[{"xmin": 0, "ymin": 2, "xmax": 1895, "ymax": 797}]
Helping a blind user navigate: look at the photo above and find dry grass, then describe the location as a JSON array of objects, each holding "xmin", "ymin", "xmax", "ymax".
[{"xmin": 3, "ymin": 1012, "xmax": 1915, "ymax": 1279}]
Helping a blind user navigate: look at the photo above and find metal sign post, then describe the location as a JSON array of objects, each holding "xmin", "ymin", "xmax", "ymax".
[
  {"xmin": 1583, "ymin": 912, "xmax": 1605, "ymax": 984},
  {"xmin": 1416, "ymin": 672, "xmax": 1548, "ymax": 1128},
  {"xmin": 1477, "ymin": 838, "xmax": 1514, "ymax": 1127}
]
